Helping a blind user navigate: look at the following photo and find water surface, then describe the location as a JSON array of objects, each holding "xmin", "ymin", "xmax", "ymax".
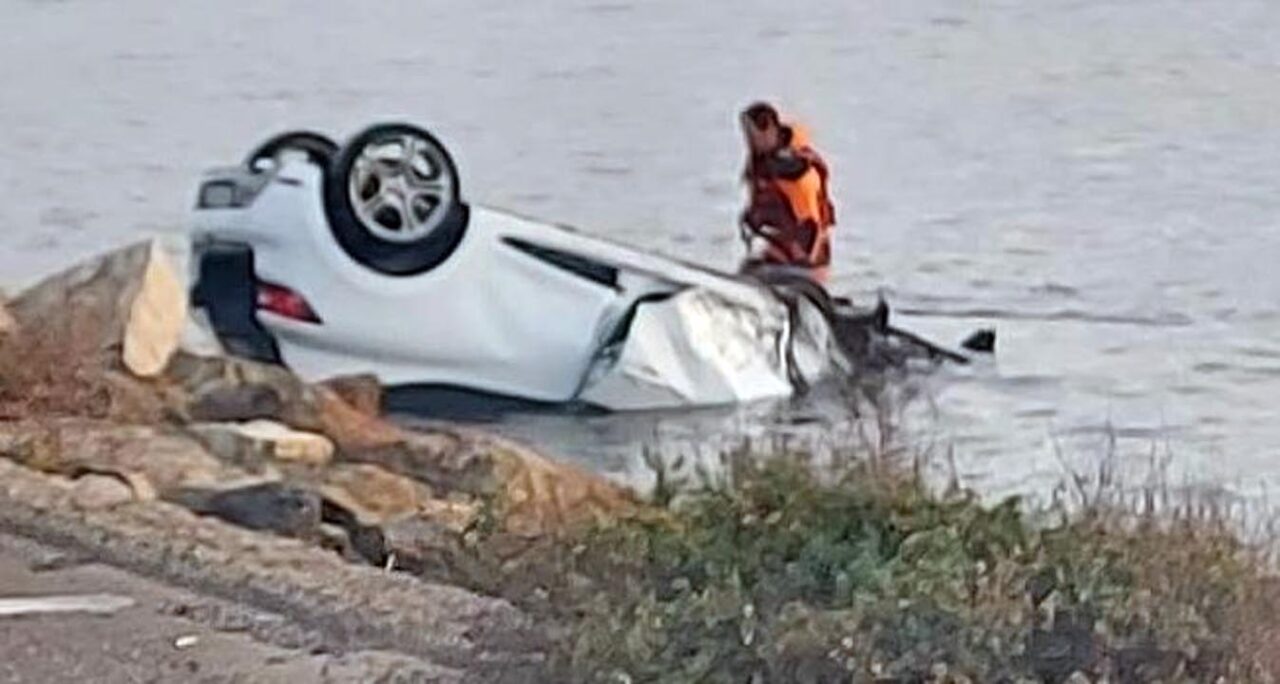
[{"xmin": 2, "ymin": 0, "xmax": 1278, "ymax": 501}]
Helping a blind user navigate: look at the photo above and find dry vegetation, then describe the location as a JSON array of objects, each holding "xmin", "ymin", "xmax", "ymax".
[
  {"xmin": 0, "ymin": 317, "xmax": 114, "ymax": 420},
  {"xmin": 457, "ymin": 448, "xmax": 1280, "ymax": 683},
  {"xmin": 426, "ymin": 382, "xmax": 1280, "ymax": 683}
]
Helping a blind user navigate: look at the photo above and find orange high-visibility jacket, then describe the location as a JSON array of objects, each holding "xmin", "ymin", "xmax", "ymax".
[{"xmin": 742, "ymin": 124, "xmax": 836, "ymax": 269}]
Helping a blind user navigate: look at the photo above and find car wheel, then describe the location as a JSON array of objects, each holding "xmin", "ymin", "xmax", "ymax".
[
  {"xmin": 323, "ymin": 122, "xmax": 468, "ymax": 276},
  {"xmin": 245, "ymin": 130, "xmax": 339, "ymax": 172}
]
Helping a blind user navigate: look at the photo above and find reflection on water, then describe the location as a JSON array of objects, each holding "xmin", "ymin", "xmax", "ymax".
[
  {"xmin": 396, "ymin": 371, "xmax": 954, "ymax": 496},
  {"xmin": 3, "ymin": 0, "xmax": 1280, "ymax": 504}
]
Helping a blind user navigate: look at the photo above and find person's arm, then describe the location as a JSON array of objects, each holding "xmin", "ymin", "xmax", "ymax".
[
  {"xmin": 789, "ymin": 171, "xmax": 829, "ymax": 262},
  {"xmin": 741, "ymin": 194, "xmax": 790, "ymax": 239}
]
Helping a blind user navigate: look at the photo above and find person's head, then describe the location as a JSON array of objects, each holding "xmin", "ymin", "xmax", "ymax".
[{"xmin": 740, "ymin": 101, "xmax": 784, "ymax": 154}]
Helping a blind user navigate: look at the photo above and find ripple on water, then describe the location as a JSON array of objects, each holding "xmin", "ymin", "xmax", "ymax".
[
  {"xmin": 1013, "ymin": 406, "xmax": 1058, "ymax": 419},
  {"xmin": 1059, "ymin": 423, "xmax": 1184, "ymax": 440},
  {"xmin": 579, "ymin": 2, "xmax": 633, "ymax": 14},
  {"xmin": 1170, "ymin": 384, "xmax": 1212, "ymax": 396},
  {"xmin": 1235, "ymin": 345, "xmax": 1280, "ymax": 361},
  {"xmin": 895, "ymin": 307, "xmax": 1193, "ymax": 327},
  {"xmin": 581, "ymin": 164, "xmax": 633, "ymax": 178},
  {"xmin": 1030, "ymin": 282, "xmax": 1080, "ymax": 297},
  {"xmin": 1242, "ymin": 365, "xmax": 1280, "ymax": 379},
  {"xmin": 998, "ymin": 374, "xmax": 1060, "ymax": 390},
  {"xmin": 1192, "ymin": 361, "xmax": 1232, "ymax": 374}
]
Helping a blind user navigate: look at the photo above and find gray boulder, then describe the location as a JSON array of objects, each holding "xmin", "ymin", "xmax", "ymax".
[{"xmin": 11, "ymin": 240, "xmax": 188, "ymax": 378}]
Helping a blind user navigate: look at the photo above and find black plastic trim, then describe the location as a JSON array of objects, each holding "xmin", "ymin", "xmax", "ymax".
[
  {"xmin": 189, "ymin": 241, "xmax": 283, "ymax": 364},
  {"xmin": 501, "ymin": 237, "xmax": 619, "ymax": 290}
]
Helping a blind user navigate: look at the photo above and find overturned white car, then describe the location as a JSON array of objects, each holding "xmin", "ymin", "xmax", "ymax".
[{"xmin": 189, "ymin": 123, "xmax": 985, "ymax": 411}]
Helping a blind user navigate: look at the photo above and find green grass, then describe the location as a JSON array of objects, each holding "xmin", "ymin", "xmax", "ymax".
[{"xmin": 468, "ymin": 445, "xmax": 1279, "ymax": 683}]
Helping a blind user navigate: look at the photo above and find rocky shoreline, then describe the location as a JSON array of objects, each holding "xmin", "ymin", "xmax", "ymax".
[{"xmin": 0, "ymin": 241, "xmax": 646, "ymax": 681}]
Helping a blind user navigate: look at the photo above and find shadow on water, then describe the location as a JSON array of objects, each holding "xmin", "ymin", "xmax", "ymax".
[{"xmin": 387, "ymin": 375, "xmax": 939, "ymax": 491}]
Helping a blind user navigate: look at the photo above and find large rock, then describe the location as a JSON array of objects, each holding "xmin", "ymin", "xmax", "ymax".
[
  {"xmin": 189, "ymin": 420, "xmax": 335, "ymax": 469},
  {"xmin": 481, "ymin": 433, "xmax": 644, "ymax": 537},
  {"xmin": 380, "ymin": 517, "xmax": 476, "ymax": 580},
  {"xmin": 320, "ymin": 463, "xmax": 437, "ymax": 526},
  {"xmin": 98, "ymin": 369, "xmax": 173, "ymax": 424},
  {"xmin": 70, "ymin": 473, "xmax": 136, "ymax": 511},
  {"xmin": 338, "ymin": 422, "xmax": 643, "ymax": 538},
  {"xmin": 168, "ymin": 353, "xmax": 324, "ymax": 427},
  {"xmin": 187, "ymin": 382, "xmax": 287, "ymax": 423},
  {"xmin": 163, "ymin": 336, "xmax": 643, "ymax": 538},
  {"xmin": 121, "ymin": 242, "xmax": 188, "ymax": 377},
  {"xmin": 186, "ymin": 366, "xmax": 642, "ymax": 536},
  {"xmin": 169, "ymin": 481, "xmax": 323, "ymax": 539},
  {"xmin": 320, "ymin": 374, "xmax": 383, "ymax": 416},
  {"xmin": 0, "ymin": 419, "xmax": 262, "ymax": 498},
  {"xmin": 12, "ymin": 240, "xmax": 186, "ymax": 377}
]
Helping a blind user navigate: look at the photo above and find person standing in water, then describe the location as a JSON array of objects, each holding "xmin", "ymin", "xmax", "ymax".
[{"xmin": 738, "ymin": 102, "xmax": 837, "ymax": 283}]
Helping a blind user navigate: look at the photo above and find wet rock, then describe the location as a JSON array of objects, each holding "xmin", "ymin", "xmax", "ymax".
[
  {"xmin": 70, "ymin": 474, "xmax": 134, "ymax": 511},
  {"xmin": 320, "ymin": 374, "xmax": 382, "ymax": 416},
  {"xmin": 319, "ymin": 463, "xmax": 434, "ymax": 526},
  {"xmin": 190, "ymin": 420, "xmax": 334, "ymax": 469},
  {"xmin": 11, "ymin": 241, "xmax": 183, "ymax": 373},
  {"xmin": 170, "ymin": 482, "xmax": 322, "ymax": 539}
]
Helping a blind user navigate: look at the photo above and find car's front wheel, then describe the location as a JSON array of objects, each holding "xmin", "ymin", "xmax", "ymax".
[{"xmin": 323, "ymin": 122, "xmax": 468, "ymax": 276}]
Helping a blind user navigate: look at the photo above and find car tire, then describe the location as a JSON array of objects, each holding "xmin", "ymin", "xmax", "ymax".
[
  {"xmin": 323, "ymin": 122, "xmax": 468, "ymax": 276},
  {"xmin": 245, "ymin": 130, "xmax": 339, "ymax": 172}
]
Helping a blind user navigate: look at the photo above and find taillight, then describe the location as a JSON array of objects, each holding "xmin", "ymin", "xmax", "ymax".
[{"xmin": 256, "ymin": 281, "xmax": 321, "ymax": 323}]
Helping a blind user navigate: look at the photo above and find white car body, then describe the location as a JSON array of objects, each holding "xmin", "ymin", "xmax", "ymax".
[{"xmin": 190, "ymin": 155, "xmax": 839, "ymax": 410}]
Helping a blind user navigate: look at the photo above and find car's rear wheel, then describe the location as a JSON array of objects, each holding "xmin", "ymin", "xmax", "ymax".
[
  {"xmin": 245, "ymin": 130, "xmax": 339, "ymax": 172},
  {"xmin": 323, "ymin": 122, "xmax": 468, "ymax": 276}
]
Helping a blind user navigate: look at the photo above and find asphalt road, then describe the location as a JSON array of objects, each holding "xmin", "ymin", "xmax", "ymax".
[{"xmin": 0, "ymin": 532, "xmax": 447, "ymax": 684}]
